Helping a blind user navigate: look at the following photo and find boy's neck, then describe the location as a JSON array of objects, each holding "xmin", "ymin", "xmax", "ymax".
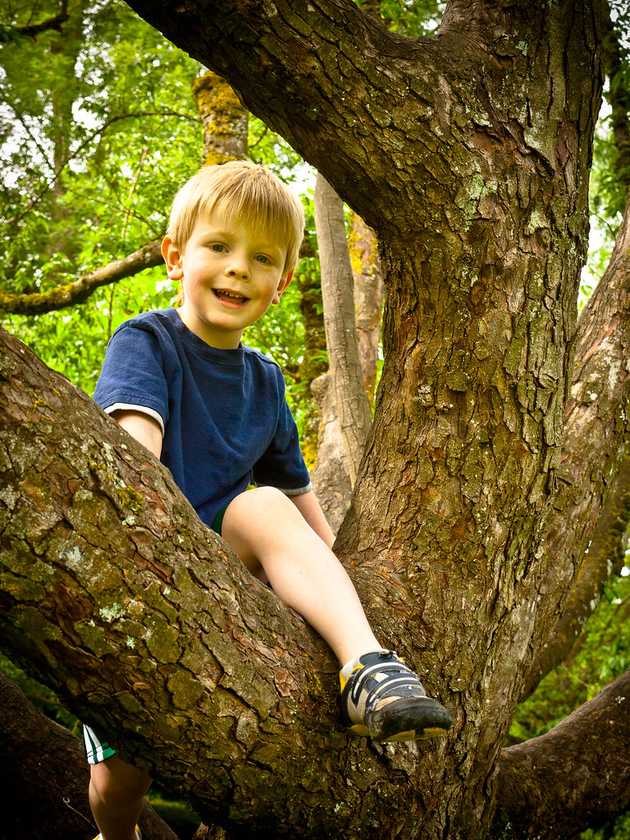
[{"xmin": 176, "ymin": 305, "xmax": 243, "ymax": 350}]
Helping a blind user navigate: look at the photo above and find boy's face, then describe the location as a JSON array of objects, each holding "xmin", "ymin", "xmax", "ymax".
[{"xmin": 162, "ymin": 207, "xmax": 292, "ymax": 349}]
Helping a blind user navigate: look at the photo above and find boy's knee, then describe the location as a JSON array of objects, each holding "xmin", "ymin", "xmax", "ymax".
[
  {"xmin": 232, "ymin": 485, "xmax": 295, "ymax": 518},
  {"xmin": 90, "ymin": 759, "xmax": 151, "ymax": 807},
  {"xmin": 250, "ymin": 485, "xmax": 293, "ymax": 509}
]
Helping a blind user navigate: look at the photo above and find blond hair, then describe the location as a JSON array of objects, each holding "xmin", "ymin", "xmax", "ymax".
[{"xmin": 167, "ymin": 160, "xmax": 304, "ymax": 274}]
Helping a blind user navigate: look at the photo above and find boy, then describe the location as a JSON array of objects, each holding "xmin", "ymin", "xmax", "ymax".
[{"xmin": 88, "ymin": 161, "xmax": 452, "ymax": 840}]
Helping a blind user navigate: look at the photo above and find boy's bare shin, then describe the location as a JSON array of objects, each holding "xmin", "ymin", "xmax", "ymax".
[
  {"xmin": 222, "ymin": 487, "xmax": 380, "ymax": 664},
  {"xmin": 89, "ymin": 758, "xmax": 150, "ymax": 840}
]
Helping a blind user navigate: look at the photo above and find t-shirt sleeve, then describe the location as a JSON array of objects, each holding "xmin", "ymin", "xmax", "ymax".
[
  {"xmin": 93, "ymin": 322, "xmax": 169, "ymax": 433},
  {"xmin": 252, "ymin": 367, "xmax": 311, "ymax": 495}
]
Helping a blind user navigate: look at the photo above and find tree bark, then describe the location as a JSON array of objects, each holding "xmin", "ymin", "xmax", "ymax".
[
  {"xmin": 311, "ymin": 209, "xmax": 383, "ymax": 534},
  {"xmin": 493, "ymin": 669, "xmax": 630, "ymax": 839},
  {"xmin": 4, "ymin": 0, "xmax": 627, "ymax": 836},
  {"xmin": 350, "ymin": 212, "xmax": 383, "ymax": 407},
  {"xmin": 0, "ymin": 669, "xmax": 178, "ymax": 840},
  {"xmin": 310, "ymin": 370, "xmax": 354, "ymax": 534},
  {"xmin": 0, "ymin": 327, "xmax": 436, "ymax": 838},
  {"xmin": 521, "ymin": 190, "xmax": 630, "ymax": 697},
  {"xmin": 192, "ymin": 70, "xmax": 248, "ymax": 165}
]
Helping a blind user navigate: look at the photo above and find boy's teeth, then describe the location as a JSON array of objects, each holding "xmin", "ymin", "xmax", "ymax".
[{"xmin": 217, "ymin": 289, "xmax": 246, "ymax": 300}]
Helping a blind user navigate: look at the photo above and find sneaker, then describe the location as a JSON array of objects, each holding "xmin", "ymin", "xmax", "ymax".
[
  {"xmin": 340, "ymin": 650, "xmax": 453, "ymax": 741},
  {"xmin": 93, "ymin": 827, "xmax": 141, "ymax": 840}
]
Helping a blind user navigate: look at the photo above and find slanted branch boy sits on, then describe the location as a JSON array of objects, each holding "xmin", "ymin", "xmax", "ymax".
[{"xmin": 87, "ymin": 161, "xmax": 452, "ymax": 840}]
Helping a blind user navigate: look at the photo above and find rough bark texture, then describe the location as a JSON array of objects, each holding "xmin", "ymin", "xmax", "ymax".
[
  {"xmin": 493, "ymin": 669, "xmax": 630, "ymax": 839},
  {"xmin": 522, "ymin": 192, "xmax": 630, "ymax": 697},
  {"xmin": 1, "ymin": 327, "xmax": 438, "ymax": 839},
  {"xmin": 313, "ymin": 172, "xmax": 373, "ymax": 487},
  {"xmin": 0, "ymin": 669, "xmax": 178, "ymax": 840},
  {"xmin": 3, "ymin": 0, "xmax": 629, "ymax": 837}
]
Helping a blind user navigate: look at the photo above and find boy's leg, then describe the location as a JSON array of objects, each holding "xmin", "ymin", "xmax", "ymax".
[
  {"xmin": 222, "ymin": 486, "xmax": 380, "ymax": 664},
  {"xmin": 89, "ymin": 757, "xmax": 150, "ymax": 840},
  {"xmin": 221, "ymin": 487, "xmax": 452, "ymax": 740}
]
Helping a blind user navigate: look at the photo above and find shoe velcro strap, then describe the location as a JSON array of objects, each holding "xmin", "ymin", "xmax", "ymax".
[
  {"xmin": 350, "ymin": 662, "xmax": 413, "ymax": 699},
  {"xmin": 366, "ymin": 675, "xmax": 427, "ymax": 708},
  {"xmin": 351, "ymin": 662, "xmax": 416, "ymax": 704}
]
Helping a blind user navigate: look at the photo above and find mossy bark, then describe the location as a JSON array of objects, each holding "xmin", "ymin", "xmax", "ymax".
[{"xmin": 192, "ymin": 71, "xmax": 247, "ymax": 165}]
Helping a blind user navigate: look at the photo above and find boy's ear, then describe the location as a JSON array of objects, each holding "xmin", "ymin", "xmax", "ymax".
[
  {"xmin": 273, "ymin": 269, "xmax": 293, "ymax": 304},
  {"xmin": 161, "ymin": 236, "xmax": 184, "ymax": 280}
]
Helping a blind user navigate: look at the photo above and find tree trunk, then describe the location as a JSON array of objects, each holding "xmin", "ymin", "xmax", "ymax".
[
  {"xmin": 4, "ymin": 0, "xmax": 628, "ymax": 836},
  {"xmin": 313, "ymin": 172, "xmax": 372, "ymax": 488},
  {"xmin": 310, "ymin": 370, "xmax": 354, "ymax": 534},
  {"xmin": 311, "ymin": 207, "xmax": 383, "ymax": 534}
]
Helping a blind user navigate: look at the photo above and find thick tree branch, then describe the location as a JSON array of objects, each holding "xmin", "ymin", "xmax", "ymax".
[
  {"xmin": 523, "ymin": 458, "xmax": 629, "ymax": 697},
  {"xmin": 494, "ymin": 669, "xmax": 630, "ymax": 839},
  {"xmin": 0, "ymin": 328, "xmax": 446, "ymax": 838},
  {"xmin": 0, "ymin": 241, "xmax": 162, "ymax": 315},
  {"xmin": 522, "ymin": 193, "xmax": 630, "ymax": 696},
  {"xmin": 0, "ymin": 669, "xmax": 177, "ymax": 840},
  {"xmin": 123, "ymin": 0, "xmax": 456, "ymax": 233}
]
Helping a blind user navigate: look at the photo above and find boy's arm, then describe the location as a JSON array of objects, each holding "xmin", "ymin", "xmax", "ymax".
[
  {"xmin": 290, "ymin": 490, "xmax": 335, "ymax": 549},
  {"xmin": 113, "ymin": 410, "xmax": 163, "ymax": 459}
]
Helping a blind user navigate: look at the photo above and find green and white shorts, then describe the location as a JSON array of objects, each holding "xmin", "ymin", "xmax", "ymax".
[{"xmin": 83, "ymin": 724, "xmax": 117, "ymax": 765}]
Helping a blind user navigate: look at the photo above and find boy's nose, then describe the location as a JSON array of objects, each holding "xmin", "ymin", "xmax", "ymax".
[{"xmin": 225, "ymin": 260, "xmax": 249, "ymax": 279}]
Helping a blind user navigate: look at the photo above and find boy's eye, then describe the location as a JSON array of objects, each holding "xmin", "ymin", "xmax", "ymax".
[
  {"xmin": 210, "ymin": 242, "xmax": 227, "ymax": 253},
  {"xmin": 256, "ymin": 254, "xmax": 272, "ymax": 265}
]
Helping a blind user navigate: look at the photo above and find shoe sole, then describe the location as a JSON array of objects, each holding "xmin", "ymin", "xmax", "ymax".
[
  {"xmin": 365, "ymin": 697, "xmax": 452, "ymax": 741},
  {"xmin": 349, "ymin": 722, "xmax": 451, "ymax": 741}
]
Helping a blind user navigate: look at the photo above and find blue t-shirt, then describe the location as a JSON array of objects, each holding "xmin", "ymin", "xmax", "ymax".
[{"xmin": 93, "ymin": 308, "xmax": 311, "ymax": 528}]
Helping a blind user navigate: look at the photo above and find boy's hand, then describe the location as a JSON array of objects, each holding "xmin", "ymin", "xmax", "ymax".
[{"xmin": 113, "ymin": 410, "xmax": 163, "ymax": 459}]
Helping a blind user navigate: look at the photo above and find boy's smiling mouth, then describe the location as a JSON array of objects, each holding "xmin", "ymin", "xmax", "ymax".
[{"xmin": 213, "ymin": 288, "xmax": 250, "ymax": 306}]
